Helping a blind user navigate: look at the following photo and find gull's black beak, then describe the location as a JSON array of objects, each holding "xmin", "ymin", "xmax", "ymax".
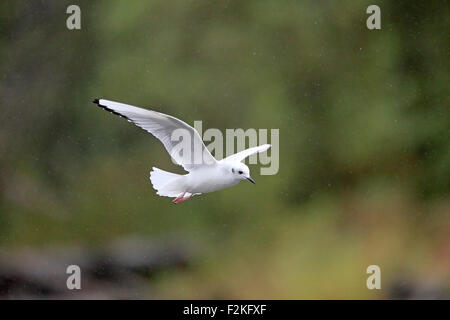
[{"xmin": 246, "ymin": 177, "xmax": 256, "ymax": 184}]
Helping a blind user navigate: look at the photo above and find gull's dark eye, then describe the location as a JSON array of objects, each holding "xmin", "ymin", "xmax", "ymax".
[
  {"xmin": 231, "ymin": 168, "xmax": 235, "ymax": 173},
  {"xmin": 238, "ymin": 170, "xmax": 243, "ymax": 174}
]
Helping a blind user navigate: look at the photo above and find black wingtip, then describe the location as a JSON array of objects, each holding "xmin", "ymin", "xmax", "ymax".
[{"xmin": 93, "ymin": 98, "xmax": 132, "ymax": 121}]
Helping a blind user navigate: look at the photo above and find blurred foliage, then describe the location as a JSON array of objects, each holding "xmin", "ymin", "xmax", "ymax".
[{"xmin": 0, "ymin": 0, "xmax": 448, "ymax": 298}]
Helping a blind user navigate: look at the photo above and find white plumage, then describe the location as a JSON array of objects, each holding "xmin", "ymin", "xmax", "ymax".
[{"xmin": 94, "ymin": 98, "xmax": 271, "ymax": 204}]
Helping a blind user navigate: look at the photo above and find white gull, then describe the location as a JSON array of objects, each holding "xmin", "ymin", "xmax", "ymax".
[{"xmin": 93, "ymin": 99, "xmax": 271, "ymax": 204}]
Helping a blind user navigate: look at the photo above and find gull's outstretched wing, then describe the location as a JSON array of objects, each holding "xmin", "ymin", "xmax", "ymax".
[
  {"xmin": 94, "ymin": 99, "xmax": 217, "ymax": 171},
  {"xmin": 221, "ymin": 144, "xmax": 271, "ymax": 163}
]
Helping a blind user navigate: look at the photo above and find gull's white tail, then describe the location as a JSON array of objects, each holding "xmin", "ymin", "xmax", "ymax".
[{"xmin": 149, "ymin": 167, "xmax": 184, "ymax": 197}]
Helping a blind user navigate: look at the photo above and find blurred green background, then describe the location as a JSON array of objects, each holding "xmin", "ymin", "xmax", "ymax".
[{"xmin": 0, "ymin": 0, "xmax": 449, "ymax": 299}]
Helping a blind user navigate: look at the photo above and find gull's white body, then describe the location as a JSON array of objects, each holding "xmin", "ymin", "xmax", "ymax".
[
  {"xmin": 94, "ymin": 98, "xmax": 271, "ymax": 203},
  {"xmin": 156, "ymin": 164, "xmax": 239, "ymax": 195}
]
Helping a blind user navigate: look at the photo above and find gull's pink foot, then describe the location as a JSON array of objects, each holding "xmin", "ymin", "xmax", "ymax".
[
  {"xmin": 179, "ymin": 196, "xmax": 191, "ymax": 203},
  {"xmin": 172, "ymin": 192, "xmax": 185, "ymax": 204},
  {"xmin": 172, "ymin": 192, "xmax": 191, "ymax": 204}
]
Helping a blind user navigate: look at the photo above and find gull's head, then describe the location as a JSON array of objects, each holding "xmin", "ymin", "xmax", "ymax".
[{"xmin": 229, "ymin": 162, "xmax": 255, "ymax": 184}]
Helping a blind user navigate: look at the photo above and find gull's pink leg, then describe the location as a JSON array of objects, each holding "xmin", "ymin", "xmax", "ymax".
[
  {"xmin": 176, "ymin": 194, "xmax": 192, "ymax": 203},
  {"xmin": 172, "ymin": 192, "xmax": 186, "ymax": 204}
]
